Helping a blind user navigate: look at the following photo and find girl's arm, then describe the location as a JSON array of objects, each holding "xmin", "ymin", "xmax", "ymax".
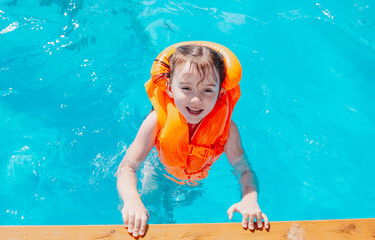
[
  {"xmin": 224, "ymin": 120, "xmax": 269, "ymax": 230},
  {"xmin": 115, "ymin": 110, "xmax": 158, "ymax": 237}
]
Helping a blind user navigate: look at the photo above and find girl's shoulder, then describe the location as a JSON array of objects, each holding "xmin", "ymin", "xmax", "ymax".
[{"xmin": 140, "ymin": 110, "xmax": 158, "ymax": 133}]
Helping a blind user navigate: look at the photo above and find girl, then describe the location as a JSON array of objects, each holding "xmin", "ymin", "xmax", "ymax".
[{"xmin": 116, "ymin": 41, "xmax": 269, "ymax": 237}]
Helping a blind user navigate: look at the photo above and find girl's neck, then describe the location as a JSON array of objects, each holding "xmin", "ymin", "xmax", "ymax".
[{"xmin": 188, "ymin": 122, "xmax": 201, "ymax": 142}]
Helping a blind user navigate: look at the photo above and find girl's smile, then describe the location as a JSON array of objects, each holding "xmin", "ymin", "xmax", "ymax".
[{"xmin": 186, "ymin": 107, "xmax": 204, "ymax": 116}]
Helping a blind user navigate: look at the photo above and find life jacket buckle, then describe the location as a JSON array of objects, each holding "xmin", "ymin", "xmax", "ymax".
[{"xmin": 188, "ymin": 145, "xmax": 213, "ymax": 159}]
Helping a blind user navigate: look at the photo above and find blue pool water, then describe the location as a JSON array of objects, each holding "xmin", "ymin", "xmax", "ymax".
[{"xmin": 1, "ymin": 0, "xmax": 374, "ymax": 225}]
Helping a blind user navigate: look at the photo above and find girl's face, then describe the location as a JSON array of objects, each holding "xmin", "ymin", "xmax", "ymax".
[{"xmin": 168, "ymin": 62, "xmax": 223, "ymax": 125}]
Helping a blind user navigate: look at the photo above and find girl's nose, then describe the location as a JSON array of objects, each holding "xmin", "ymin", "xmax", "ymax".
[{"xmin": 190, "ymin": 95, "xmax": 201, "ymax": 104}]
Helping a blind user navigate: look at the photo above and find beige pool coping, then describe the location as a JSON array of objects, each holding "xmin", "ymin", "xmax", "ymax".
[{"xmin": 1, "ymin": 218, "xmax": 375, "ymax": 239}]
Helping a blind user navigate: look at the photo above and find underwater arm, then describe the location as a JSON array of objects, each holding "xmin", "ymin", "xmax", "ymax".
[
  {"xmin": 224, "ymin": 120, "xmax": 269, "ymax": 230},
  {"xmin": 115, "ymin": 110, "xmax": 158, "ymax": 237}
]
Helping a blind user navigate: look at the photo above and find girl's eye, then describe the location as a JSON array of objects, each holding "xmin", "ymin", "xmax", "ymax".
[
  {"xmin": 204, "ymin": 89, "xmax": 213, "ymax": 93},
  {"xmin": 182, "ymin": 87, "xmax": 191, "ymax": 90}
]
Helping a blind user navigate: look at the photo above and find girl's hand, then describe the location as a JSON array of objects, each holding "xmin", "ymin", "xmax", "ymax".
[
  {"xmin": 122, "ymin": 197, "xmax": 149, "ymax": 237},
  {"xmin": 227, "ymin": 196, "xmax": 269, "ymax": 230}
]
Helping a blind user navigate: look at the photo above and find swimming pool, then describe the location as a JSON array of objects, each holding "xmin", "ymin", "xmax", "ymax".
[{"xmin": 1, "ymin": 0, "xmax": 374, "ymax": 225}]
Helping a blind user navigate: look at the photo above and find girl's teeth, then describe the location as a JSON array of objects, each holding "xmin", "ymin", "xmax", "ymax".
[{"xmin": 188, "ymin": 107, "xmax": 202, "ymax": 114}]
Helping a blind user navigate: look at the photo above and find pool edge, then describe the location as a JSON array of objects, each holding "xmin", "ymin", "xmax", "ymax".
[{"xmin": 1, "ymin": 218, "xmax": 375, "ymax": 239}]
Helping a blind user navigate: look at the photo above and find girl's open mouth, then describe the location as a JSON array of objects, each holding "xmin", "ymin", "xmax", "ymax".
[{"xmin": 186, "ymin": 107, "xmax": 203, "ymax": 116}]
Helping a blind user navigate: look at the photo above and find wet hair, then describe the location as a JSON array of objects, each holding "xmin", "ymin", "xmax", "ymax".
[{"xmin": 168, "ymin": 45, "xmax": 226, "ymax": 87}]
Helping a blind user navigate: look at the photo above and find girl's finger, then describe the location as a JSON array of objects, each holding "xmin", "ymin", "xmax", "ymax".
[
  {"xmin": 248, "ymin": 214, "xmax": 255, "ymax": 230},
  {"xmin": 262, "ymin": 213, "xmax": 270, "ymax": 229},
  {"xmin": 242, "ymin": 213, "xmax": 250, "ymax": 228},
  {"xmin": 227, "ymin": 204, "xmax": 237, "ymax": 220},
  {"xmin": 132, "ymin": 213, "xmax": 142, "ymax": 237},
  {"xmin": 139, "ymin": 212, "xmax": 149, "ymax": 236},
  {"xmin": 256, "ymin": 210, "xmax": 263, "ymax": 228},
  {"xmin": 122, "ymin": 209, "xmax": 129, "ymax": 228},
  {"xmin": 127, "ymin": 211, "xmax": 135, "ymax": 233}
]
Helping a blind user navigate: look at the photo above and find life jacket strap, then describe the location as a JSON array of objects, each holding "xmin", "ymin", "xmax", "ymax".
[{"xmin": 188, "ymin": 145, "xmax": 215, "ymax": 159}]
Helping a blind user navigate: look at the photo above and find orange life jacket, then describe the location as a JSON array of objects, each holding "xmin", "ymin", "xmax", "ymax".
[{"xmin": 145, "ymin": 41, "xmax": 241, "ymax": 181}]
